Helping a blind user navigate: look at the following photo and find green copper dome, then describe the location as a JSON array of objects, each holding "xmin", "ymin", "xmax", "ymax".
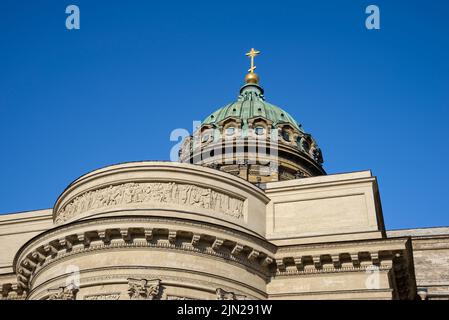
[
  {"xmin": 180, "ymin": 76, "xmax": 325, "ymax": 181},
  {"xmin": 202, "ymin": 83, "xmax": 303, "ymax": 132}
]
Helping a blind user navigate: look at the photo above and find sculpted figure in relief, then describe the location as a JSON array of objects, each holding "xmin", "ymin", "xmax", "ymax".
[
  {"xmin": 128, "ymin": 278, "xmax": 161, "ymax": 300},
  {"xmin": 216, "ymin": 288, "xmax": 246, "ymax": 300},
  {"xmin": 47, "ymin": 286, "xmax": 78, "ymax": 300}
]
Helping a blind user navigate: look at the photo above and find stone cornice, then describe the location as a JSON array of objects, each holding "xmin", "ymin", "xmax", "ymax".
[
  {"xmin": 0, "ymin": 210, "xmax": 52, "ymax": 226},
  {"xmin": 14, "ymin": 216, "xmax": 276, "ymax": 269},
  {"xmin": 273, "ymin": 264, "xmax": 392, "ymax": 277},
  {"xmin": 15, "ymin": 219, "xmax": 277, "ymax": 290},
  {"xmin": 276, "ymin": 237, "xmax": 411, "ymax": 253},
  {"xmin": 409, "ymin": 237, "xmax": 449, "ymax": 251},
  {"xmin": 28, "ymin": 239, "xmax": 271, "ymax": 286},
  {"xmin": 263, "ymin": 176, "xmax": 376, "ymax": 194}
]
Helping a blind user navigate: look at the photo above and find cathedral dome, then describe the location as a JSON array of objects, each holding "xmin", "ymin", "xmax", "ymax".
[{"xmin": 179, "ymin": 49, "xmax": 325, "ymax": 183}]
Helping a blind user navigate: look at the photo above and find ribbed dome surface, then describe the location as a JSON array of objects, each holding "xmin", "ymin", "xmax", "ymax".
[{"xmin": 202, "ymin": 84, "xmax": 303, "ymax": 131}]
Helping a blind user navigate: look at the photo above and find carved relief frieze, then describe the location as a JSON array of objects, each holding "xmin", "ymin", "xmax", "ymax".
[{"xmin": 56, "ymin": 182, "xmax": 244, "ymax": 224}]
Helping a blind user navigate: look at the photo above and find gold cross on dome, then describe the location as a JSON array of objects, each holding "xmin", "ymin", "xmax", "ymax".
[{"xmin": 245, "ymin": 48, "xmax": 260, "ymax": 73}]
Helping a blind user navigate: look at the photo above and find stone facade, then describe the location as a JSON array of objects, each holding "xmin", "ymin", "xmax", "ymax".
[{"xmin": 1, "ymin": 161, "xmax": 442, "ymax": 300}]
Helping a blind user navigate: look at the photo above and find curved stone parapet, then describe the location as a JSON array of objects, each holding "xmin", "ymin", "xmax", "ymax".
[
  {"xmin": 53, "ymin": 161, "xmax": 269, "ymax": 238},
  {"xmin": 12, "ymin": 162, "xmax": 273, "ymax": 300}
]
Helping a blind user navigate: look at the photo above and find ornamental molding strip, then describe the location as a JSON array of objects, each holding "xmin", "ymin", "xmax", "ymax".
[
  {"xmin": 84, "ymin": 293, "xmax": 121, "ymax": 300},
  {"xmin": 55, "ymin": 182, "xmax": 245, "ymax": 225},
  {"xmin": 166, "ymin": 295, "xmax": 195, "ymax": 300},
  {"xmin": 15, "ymin": 216, "xmax": 276, "ymax": 260}
]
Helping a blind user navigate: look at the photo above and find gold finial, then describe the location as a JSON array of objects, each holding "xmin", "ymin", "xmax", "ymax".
[{"xmin": 244, "ymin": 48, "xmax": 261, "ymax": 84}]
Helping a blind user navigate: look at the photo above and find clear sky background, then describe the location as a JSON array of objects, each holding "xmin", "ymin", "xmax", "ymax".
[{"xmin": 0, "ymin": 0, "xmax": 448, "ymax": 230}]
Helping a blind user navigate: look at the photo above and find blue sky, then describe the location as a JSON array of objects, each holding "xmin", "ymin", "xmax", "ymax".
[{"xmin": 0, "ymin": 0, "xmax": 448, "ymax": 230}]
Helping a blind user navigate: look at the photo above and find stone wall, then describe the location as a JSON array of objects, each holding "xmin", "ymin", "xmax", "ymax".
[{"xmin": 387, "ymin": 227, "xmax": 449, "ymax": 300}]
